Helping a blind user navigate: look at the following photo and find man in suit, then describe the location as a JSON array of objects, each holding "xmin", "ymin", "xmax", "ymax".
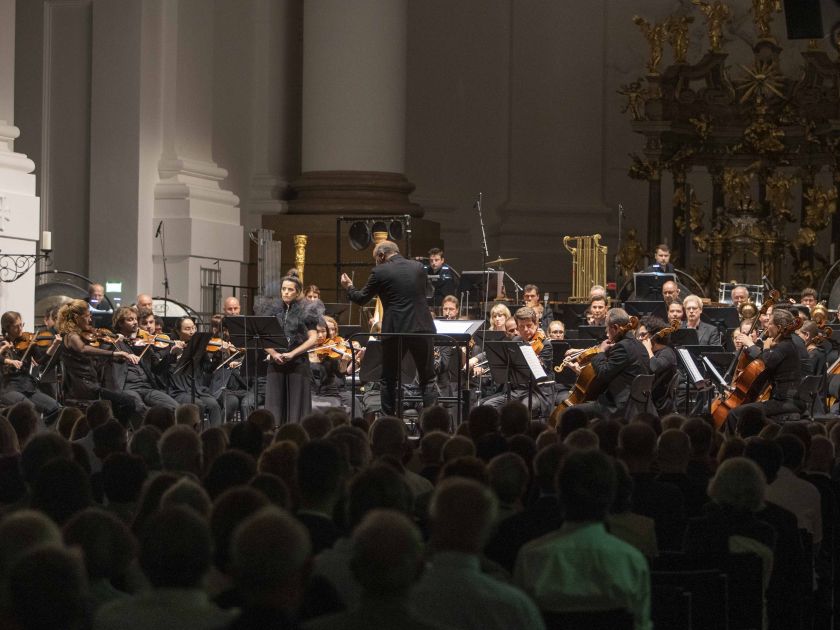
[
  {"xmin": 341, "ymin": 241, "xmax": 437, "ymax": 415},
  {"xmin": 569, "ymin": 307, "xmax": 651, "ymax": 416},
  {"xmin": 683, "ymin": 294, "xmax": 722, "ymax": 345},
  {"xmin": 645, "ymin": 243, "xmax": 675, "ymax": 273}
]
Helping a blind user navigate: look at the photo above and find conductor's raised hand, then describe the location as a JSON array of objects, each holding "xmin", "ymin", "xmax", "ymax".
[{"xmin": 340, "ymin": 273, "xmax": 353, "ymax": 289}]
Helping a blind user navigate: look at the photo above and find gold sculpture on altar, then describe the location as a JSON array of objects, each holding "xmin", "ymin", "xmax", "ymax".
[
  {"xmin": 722, "ymin": 168, "xmax": 755, "ymax": 210},
  {"xmin": 751, "ymin": 0, "xmax": 782, "ymax": 40},
  {"xmin": 765, "ymin": 171, "xmax": 797, "ymax": 222},
  {"xmin": 691, "ymin": 0, "xmax": 731, "ymax": 51},
  {"xmin": 293, "ymin": 235, "xmax": 308, "ymax": 283},
  {"xmin": 618, "ymin": 80, "xmax": 647, "ymax": 121},
  {"xmin": 666, "ymin": 15, "xmax": 694, "ymax": 64},
  {"xmin": 803, "ymin": 185, "xmax": 838, "ymax": 231},
  {"xmin": 633, "ymin": 15, "xmax": 667, "ymax": 75},
  {"xmin": 616, "ymin": 228, "xmax": 644, "ymax": 280}
]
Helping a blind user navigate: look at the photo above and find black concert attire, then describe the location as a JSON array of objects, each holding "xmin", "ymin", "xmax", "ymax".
[
  {"xmin": 103, "ymin": 337, "xmax": 178, "ymax": 414},
  {"xmin": 31, "ymin": 327, "xmax": 61, "ymax": 400},
  {"xmin": 685, "ymin": 320, "xmax": 722, "ymax": 346},
  {"xmin": 265, "ymin": 299, "xmax": 319, "ymax": 424},
  {"xmin": 60, "ymin": 335, "xmax": 141, "ymax": 426},
  {"xmin": 212, "ymin": 361, "xmax": 257, "ymax": 421},
  {"xmin": 164, "ymin": 344, "xmax": 225, "ymax": 427},
  {"xmin": 649, "ymin": 343, "xmax": 678, "ymax": 416},
  {"xmin": 310, "ymin": 355, "xmax": 345, "ymax": 412},
  {"xmin": 0, "ymin": 343, "xmax": 60, "ymax": 422},
  {"xmin": 574, "ymin": 333, "xmax": 651, "ymax": 416},
  {"xmin": 726, "ymin": 335, "xmax": 804, "ymax": 430},
  {"xmin": 424, "ymin": 262, "xmax": 458, "ymax": 307},
  {"xmin": 347, "ymin": 254, "xmax": 438, "ymax": 415}
]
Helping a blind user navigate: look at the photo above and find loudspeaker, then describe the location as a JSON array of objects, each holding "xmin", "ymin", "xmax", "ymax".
[{"xmin": 784, "ymin": 0, "xmax": 824, "ymax": 39}]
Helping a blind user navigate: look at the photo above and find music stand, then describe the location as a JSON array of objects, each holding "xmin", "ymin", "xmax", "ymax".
[
  {"xmin": 577, "ymin": 326, "xmax": 607, "ymax": 342},
  {"xmin": 624, "ymin": 301, "xmax": 667, "ymax": 320},
  {"xmin": 322, "ymin": 302, "xmax": 350, "ymax": 324},
  {"xmin": 224, "ymin": 316, "xmax": 287, "ymax": 423},
  {"xmin": 553, "ymin": 303, "xmax": 590, "ymax": 330},
  {"xmin": 670, "ymin": 328, "xmax": 699, "ymax": 346},
  {"xmin": 701, "ymin": 307, "xmax": 739, "ymax": 330},
  {"xmin": 634, "ymin": 272, "xmax": 677, "ymax": 301},
  {"xmin": 484, "ymin": 340, "xmax": 549, "ymax": 414}
]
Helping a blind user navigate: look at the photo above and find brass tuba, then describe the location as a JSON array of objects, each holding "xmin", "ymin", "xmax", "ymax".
[
  {"xmin": 738, "ymin": 300, "xmax": 757, "ymax": 322},
  {"xmin": 812, "ymin": 302, "xmax": 829, "ymax": 326}
]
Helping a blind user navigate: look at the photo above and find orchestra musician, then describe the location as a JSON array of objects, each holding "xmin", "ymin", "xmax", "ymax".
[
  {"xmin": 304, "ymin": 285, "xmax": 321, "ymax": 302},
  {"xmin": 645, "ymin": 243, "xmax": 675, "ymax": 273},
  {"xmin": 523, "ymin": 284, "xmax": 553, "ymax": 329},
  {"xmin": 726, "ymin": 308, "xmax": 804, "ymax": 430},
  {"xmin": 568, "ymin": 308, "xmax": 650, "ymax": 417},
  {"xmin": 683, "ymin": 295, "xmax": 721, "ymax": 345},
  {"xmin": 343, "ymin": 241, "xmax": 438, "ymax": 415},
  {"xmin": 586, "ymin": 295, "xmax": 608, "ymax": 327},
  {"xmin": 104, "ymin": 306, "xmax": 178, "ymax": 414},
  {"xmin": 56, "ymin": 299, "xmax": 142, "ymax": 426},
  {"xmin": 441, "ymin": 295, "xmax": 460, "ymax": 320},
  {"xmin": 667, "ymin": 300, "xmax": 685, "ymax": 323},
  {"xmin": 86, "ymin": 283, "xmax": 106, "ymax": 310},
  {"xmin": 662, "ymin": 280, "xmax": 680, "ymax": 306},
  {"xmin": 208, "ymin": 313, "xmax": 256, "ymax": 421},
  {"xmin": 800, "ymin": 287, "xmax": 818, "ymax": 309},
  {"xmin": 479, "ymin": 306, "xmax": 553, "ymax": 417},
  {"xmin": 489, "ymin": 303, "xmax": 512, "ymax": 332},
  {"xmin": 166, "ymin": 316, "xmax": 225, "ymax": 426},
  {"xmin": 423, "ymin": 247, "xmax": 458, "ymax": 308},
  {"xmin": 32, "ymin": 304, "xmax": 63, "ymax": 400},
  {"xmin": 264, "ymin": 272, "xmax": 322, "ymax": 425},
  {"xmin": 730, "ymin": 285, "xmax": 750, "ymax": 307},
  {"xmin": 547, "ymin": 321, "xmax": 565, "ymax": 340},
  {"xmin": 136, "ymin": 293, "xmax": 154, "ymax": 312},
  {"xmin": 638, "ymin": 316, "xmax": 678, "ymax": 416},
  {"xmin": 797, "ymin": 320, "xmax": 828, "ymax": 377},
  {"xmin": 504, "ymin": 317, "xmax": 518, "ymax": 339},
  {"xmin": 0, "ymin": 311, "xmax": 61, "ymax": 422},
  {"xmin": 223, "ymin": 296, "xmax": 241, "ymax": 315}
]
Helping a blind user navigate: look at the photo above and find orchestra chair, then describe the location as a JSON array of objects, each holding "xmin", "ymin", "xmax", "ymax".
[{"xmin": 798, "ymin": 374, "xmax": 825, "ymax": 419}]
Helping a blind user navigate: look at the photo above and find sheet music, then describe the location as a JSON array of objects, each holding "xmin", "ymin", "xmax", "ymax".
[
  {"xmin": 677, "ymin": 348, "xmax": 705, "ymax": 387},
  {"xmin": 702, "ymin": 356, "xmax": 728, "ymax": 388},
  {"xmin": 518, "ymin": 345, "xmax": 548, "ymax": 381}
]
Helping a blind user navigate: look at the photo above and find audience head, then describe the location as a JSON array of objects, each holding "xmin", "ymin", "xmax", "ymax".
[
  {"xmin": 158, "ymin": 424, "xmax": 202, "ymax": 476},
  {"xmin": 487, "ymin": 452, "xmax": 529, "ymax": 506},
  {"xmin": 131, "ymin": 473, "xmax": 179, "ymax": 536},
  {"xmin": 203, "ymin": 450, "xmax": 258, "ymax": 500},
  {"xmin": 439, "ymin": 456, "xmax": 489, "ymax": 485},
  {"xmin": 806, "ymin": 436, "xmax": 834, "ymax": 474},
  {"xmin": 682, "ymin": 417, "xmax": 714, "ymax": 459},
  {"xmin": 247, "ymin": 409, "xmax": 276, "ymax": 434},
  {"xmin": 558, "ymin": 407, "xmax": 588, "ymax": 440},
  {"xmin": 249, "ymin": 473, "xmax": 290, "ymax": 508},
  {"xmin": 743, "ymin": 437, "xmax": 783, "ymax": 484},
  {"xmin": 8, "ymin": 545, "xmax": 89, "ymax": 630},
  {"xmin": 442, "ymin": 435, "xmax": 476, "ymax": 462},
  {"xmin": 0, "ymin": 510, "xmax": 62, "ymax": 580},
  {"xmin": 31, "ymin": 458, "xmax": 93, "ymax": 526},
  {"xmin": 657, "ymin": 429, "xmax": 690, "ymax": 474},
  {"xmin": 210, "ymin": 487, "xmax": 270, "ymax": 575},
  {"xmin": 708, "ymin": 457, "xmax": 766, "ymax": 513},
  {"xmin": 91, "ymin": 419, "xmax": 127, "ymax": 461},
  {"xmin": 101, "ymin": 452, "xmax": 148, "ymax": 505},
  {"xmin": 564, "ymin": 428, "xmax": 600, "ymax": 451},
  {"xmin": 200, "ymin": 426, "xmax": 228, "ymax": 474},
  {"xmin": 160, "ymin": 477, "xmax": 212, "ymax": 516},
  {"xmin": 346, "ymin": 464, "xmax": 413, "ymax": 529},
  {"xmin": 20, "ymin": 432, "xmax": 73, "ymax": 485},
  {"xmin": 174, "ymin": 404, "xmax": 201, "ymax": 430},
  {"xmin": 534, "ymin": 444, "xmax": 569, "ymax": 494},
  {"xmin": 611, "ymin": 459, "xmax": 635, "ymax": 514},
  {"xmin": 63, "ymin": 508, "xmax": 136, "ymax": 583},
  {"xmin": 326, "ymin": 425, "xmax": 372, "ymax": 471},
  {"xmin": 143, "ymin": 405, "xmax": 175, "ymax": 433},
  {"xmin": 779, "ymin": 422, "xmax": 811, "ymax": 457},
  {"xmin": 370, "ymin": 416, "xmax": 408, "ymax": 460},
  {"xmin": 85, "ymin": 400, "xmax": 113, "ymax": 430},
  {"xmin": 419, "ymin": 430, "xmax": 449, "ymax": 466},
  {"xmin": 301, "ymin": 413, "xmax": 332, "ymax": 440},
  {"xmin": 429, "ymin": 478, "xmax": 498, "ymax": 554},
  {"xmin": 275, "ymin": 423, "xmax": 309, "ymax": 447},
  {"xmin": 55, "ymin": 407, "xmax": 84, "ymax": 441},
  {"xmin": 660, "ymin": 413, "xmax": 687, "ymax": 431},
  {"xmin": 8, "ymin": 401, "xmax": 39, "ymax": 447},
  {"xmin": 557, "ymin": 449, "xmax": 616, "ymax": 522},
  {"xmin": 499, "ymin": 401, "xmax": 530, "ymax": 437},
  {"xmin": 735, "ymin": 406, "xmax": 767, "ymax": 438},
  {"xmin": 139, "ymin": 506, "xmax": 212, "ymax": 588},
  {"xmin": 467, "ymin": 405, "xmax": 501, "ymax": 441},
  {"xmin": 617, "ymin": 423, "xmax": 657, "ymax": 471},
  {"xmin": 128, "ymin": 425, "xmax": 162, "ymax": 470},
  {"xmin": 229, "ymin": 421, "xmax": 265, "ymax": 459},
  {"xmin": 231, "ymin": 507, "xmax": 311, "ymax": 610},
  {"xmin": 297, "ymin": 440, "xmax": 346, "ymax": 509},
  {"xmin": 350, "ymin": 510, "xmax": 423, "ymax": 597},
  {"xmin": 775, "ymin": 434, "xmax": 806, "ymax": 472},
  {"xmin": 419, "ymin": 405, "xmax": 451, "ymax": 435},
  {"xmin": 0, "ymin": 415, "xmax": 20, "ymax": 455}
]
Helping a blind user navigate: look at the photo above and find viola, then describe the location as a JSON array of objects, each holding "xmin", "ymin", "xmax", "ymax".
[
  {"xmin": 529, "ymin": 330, "xmax": 546, "ymax": 355},
  {"xmin": 652, "ymin": 319, "xmax": 682, "ymax": 341},
  {"xmin": 81, "ymin": 328, "xmax": 120, "ymax": 347}
]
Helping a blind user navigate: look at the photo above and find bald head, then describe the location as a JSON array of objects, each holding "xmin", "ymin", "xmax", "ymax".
[
  {"xmin": 136, "ymin": 294, "xmax": 153, "ymax": 311},
  {"xmin": 223, "ymin": 297, "xmax": 241, "ymax": 316}
]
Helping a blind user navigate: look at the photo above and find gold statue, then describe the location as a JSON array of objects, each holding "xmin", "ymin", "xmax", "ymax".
[
  {"xmin": 293, "ymin": 234, "xmax": 308, "ymax": 284},
  {"xmin": 765, "ymin": 171, "xmax": 797, "ymax": 222},
  {"xmin": 723, "ymin": 168, "xmax": 754, "ymax": 209},
  {"xmin": 803, "ymin": 185, "xmax": 838, "ymax": 230},
  {"xmin": 633, "ymin": 15, "xmax": 667, "ymax": 75},
  {"xmin": 616, "ymin": 227, "xmax": 645, "ymax": 279},
  {"xmin": 752, "ymin": 0, "xmax": 781, "ymax": 40},
  {"xmin": 692, "ymin": 0, "xmax": 731, "ymax": 51},
  {"xmin": 618, "ymin": 79, "xmax": 647, "ymax": 121},
  {"xmin": 666, "ymin": 15, "xmax": 694, "ymax": 64}
]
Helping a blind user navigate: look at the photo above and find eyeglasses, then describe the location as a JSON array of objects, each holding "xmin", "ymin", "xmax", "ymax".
[{"xmin": 637, "ymin": 331, "xmax": 649, "ymax": 339}]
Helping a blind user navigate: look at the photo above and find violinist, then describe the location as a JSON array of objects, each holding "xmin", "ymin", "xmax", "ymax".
[
  {"xmin": 639, "ymin": 316, "xmax": 678, "ymax": 416},
  {"xmin": 568, "ymin": 308, "xmax": 650, "ymax": 417},
  {"xmin": 726, "ymin": 308, "xmax": 804, "ymax": 430},
  {"xmin": 0, "ymin": 311, "xmax": 61, "ymax": 423},
  {"xmin": 138, "ymin": 309, "xmax": 157, "ymax": 336},
  {"xmin": 56, "ymin": 299, "xmax": 141, "ymax": 427},
  {"xmin": 208, "ymin": 313, "xmax": 254, "ymax": 421},
  {"xmin": 797, "ymin": 320, "xmax": 829, "ymax": 377},
  {"xmin": 310, "ymin": 317, "xmax": 347, "ymax": 411},
  {"xmin": 165, "ymin": 316, "xmax": 224, "ymax": 426},
  {"xmin": 31, "ymin": 304, "xmax": 63, "ymax": 399},
  {"xmin": 223, "ymin": 296, "xmax": 241, "ymax": 315},
  {"xmin": 479, "ymin": 307, "xmax": 553, "ymax": 417},
  {"xmin": 103, "ymin": 306, "xmax": 178, "ymax": 414}
]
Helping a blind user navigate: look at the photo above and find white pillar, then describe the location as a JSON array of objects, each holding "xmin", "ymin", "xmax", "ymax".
[
  {"xmin": 0, "ymin": 0, "xmax": 40, "ymax": 325},
  {"xmin": 290, "ymin": 0, "xmax": 419, "ymax": 215}
]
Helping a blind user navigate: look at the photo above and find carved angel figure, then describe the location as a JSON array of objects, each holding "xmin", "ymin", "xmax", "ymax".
[
  {"xmin": 618, "ymin": 80, "xmax": 647, "ymax": 121},
  {"xmin": 803, "ymin": 185, "xmax": 838, "ymax": 230},
  {"xmin": 765, "ymin": 171, "xmax": 797, "ymax": 222},
  {"xmin": 633, "ymin": 15, "xmax": 667, "ymax": 74},
  {"xmin": 752, "ymin": 0, "xmax": 781, "ymax": 39},
  {"xmin": 692, "ymin": 0, "xmax": 731, "ymax": 51},
  {"xmin": 666, "ymin": 15, "xmax": 694, "ymax": 64}
]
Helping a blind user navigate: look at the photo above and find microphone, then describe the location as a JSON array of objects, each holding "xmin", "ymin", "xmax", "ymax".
[
  {"xmin": 618, "ymin": 203, "xmax": 625, "ymax": 217},
  {"xmin": 155, "ymin": 221, "xmax": 163, "ymax": 237}
]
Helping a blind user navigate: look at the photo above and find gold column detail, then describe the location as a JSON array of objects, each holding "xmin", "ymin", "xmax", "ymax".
[{"xmin": 294, "ymin": 235, "xmax": 308, "ymax": 283}]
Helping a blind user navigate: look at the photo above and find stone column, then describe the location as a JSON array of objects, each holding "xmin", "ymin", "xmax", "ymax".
[
  {"xmin": 289, "ymin": 0, "xmax": 419, "ymax": 215},
  {"xmin": 0, "ymin": 0, "xmax": 40, "ymax": 325},
  {"xmin": 88, "ymin": 0, "xmax": 242, "ymax": 311}
]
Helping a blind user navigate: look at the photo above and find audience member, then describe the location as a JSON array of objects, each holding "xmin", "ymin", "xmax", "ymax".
[
  {"xmin": 229, "ymin": 421, "xmax": 265, "ymax": 459},
  {"xmin": 557, "ymin": 406, "xmax": 588, "ymax": 441},
  {"xmin": 371, "ymin": 416, "xmax": 432, "ymax": 500},
  {"xmin": 608, "ymin": 459, "xmax": 658, "ymax": 558},
  {"xmin": 160, "ymin": 477, "xmax": 212, "ymax": 517},
  {"xmin": 143, "ymin": 405, "xmax": 175, "ymax": 433},
  {"xmin": 128, "ymin": 425, "xmax": 162, "ymax": 471},
  {"xmin": 487, "ymin": 452, "xmax": 529, "ymax": 522},
  {"xmin": 412, "ymin": 478, "xmax": 545, "ymax": 630},
  {"xmin": 30, "ymin": 457, "xmax": 93, "ymax": 525},
  {"xmin": 499, "ymin": 401, "xmax": 530, "ymax": 437},
  {"xmin": 563, "ymin": 427, "xmax": 599, "ymax": 451},
  {"xmin": 419, "ymin": 405, "xmax": 451, "ymax": 435},
  {"xmin": 296, "ymin": 440, "xmax": 346, "ymax": 553},
  {"xmin": 514, "ymin": 449, "xmax": 651, "ymax": 630},
  {"xmin": 200, "ymin": 427, "xmax": 228, "ymax": 475},
  {"xmin": 770, "ymin": 434, "xmax": 823, "ymax": 545},
  {"xmin": 442, "ymin": 434, "xmax": 476, "ymax": 462},
  {"xmin": 655, "ymin": 429, "xmax": 709, "ymax": 517},
  {"xmin": 8, "ymin": 400, "xmax": 40, "ymax": 447},
  {"xmin": 203, "ymin": 450, "xmax": 258, "ymax": 500},
  {"xmin": 301, "ymin": 413, "xmax": 332, "ymax": 440},
  {"xmin": 681, "ymin": 417, "xmax": 715, "ymax": 487},
  {"xmin": 101, "ymin": 452, "xmax": 148, "ymax": 524},
  {"xmin": 174, "ymin": 403, "xmax": 201, "ymax": 429},
  {"xmin": 158, "ymin": 424, "xmax": 202, "ymax": 477}
]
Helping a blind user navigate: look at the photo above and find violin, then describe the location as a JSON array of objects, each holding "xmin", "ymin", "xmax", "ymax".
[
  {"xmin": 135, "ymin": 329, "xmax": 175, "ymax": 349},
  {"xmin": 529, "ymin": 330, "xmax": 546, "ymax": 355},
  {"xmin": 206, "ymin": 337, "xmax": 242, "ymax": 353},
  {"xmin": 652, "ymin": 319, "xmax": 681, "ymax": 341},
  {"xmin": 81, "ymin": 328, "xmax": 120, "ymax": 347},
  {"xmin": 310, "ymin": 337, "xmax": 352, "ymax": 360}
]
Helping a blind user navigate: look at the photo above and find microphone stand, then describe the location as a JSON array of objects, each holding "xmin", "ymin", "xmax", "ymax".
[
  {"xmin": 616, "ymin": 203, "xmax": 625, "ymax": 288},
  {"xmin": 157, "ymin": 220, "xmax": 170, "ymax": 318},
  {"xmin": 475, "ymin": 193, "xmax": 490, "ymax": 353}
]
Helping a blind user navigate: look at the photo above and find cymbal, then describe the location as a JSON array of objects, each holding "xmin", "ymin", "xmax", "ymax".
[{"xmin": 485, "ymin": 256, "xmax": 519, "ymax": 266}]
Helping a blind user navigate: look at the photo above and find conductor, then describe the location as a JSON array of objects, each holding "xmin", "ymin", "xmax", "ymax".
[{"xmin": 341, "ymin": 241, "xmax": 438, "ymax": 415}]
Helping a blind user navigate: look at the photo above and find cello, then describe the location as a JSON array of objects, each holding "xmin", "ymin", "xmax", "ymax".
[
  {"xmin": 557, "ymin": 316, "xmax": 639, "ymax": 410},
  {"xmin": 710, "ymin": 298, "xmax": 799, "ymax": 430}
]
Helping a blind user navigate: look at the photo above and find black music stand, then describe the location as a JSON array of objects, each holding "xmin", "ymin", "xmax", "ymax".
[
  {"xmin": 484, "ymin": 340, "xmax": 549, "ymax": 414},
  {"xmin": 577, "ymin": 326, "xmax": 607, "ymax": 342},
  {"xmin": 173, "ymin": 332, "xmax": 213, "ymax": 409},
  {"xmin": 553, "ymin": 303, "xmax": 590, "ymax": 331},
  {"xmin": 224, "ymin": 316, "xmax": 287, "ymax": 423},
  {"xmin": 323, "ymin": 302, "xmax": 350, "ymax": 324},
  {"xmin": 670, "ymin": 328, "xmax": 699, "ymax": 346},
  {"xmin": 624, "ymin": 301, "xmax": 667, "ymax": 320},
  {"xmin": 634, "ymin": 272, "xmax": 677, "ymax": 300}
]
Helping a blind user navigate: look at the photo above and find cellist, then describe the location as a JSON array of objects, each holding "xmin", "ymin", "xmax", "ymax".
[{"xmin": 726, "ymin": 308, "xmax": 803, "ymax": 431}]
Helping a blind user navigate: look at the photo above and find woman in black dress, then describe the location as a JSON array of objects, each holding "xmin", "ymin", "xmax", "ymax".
[{"xmin": 263, "ymin": 273, "xmax": 321, "ymax": 424}]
